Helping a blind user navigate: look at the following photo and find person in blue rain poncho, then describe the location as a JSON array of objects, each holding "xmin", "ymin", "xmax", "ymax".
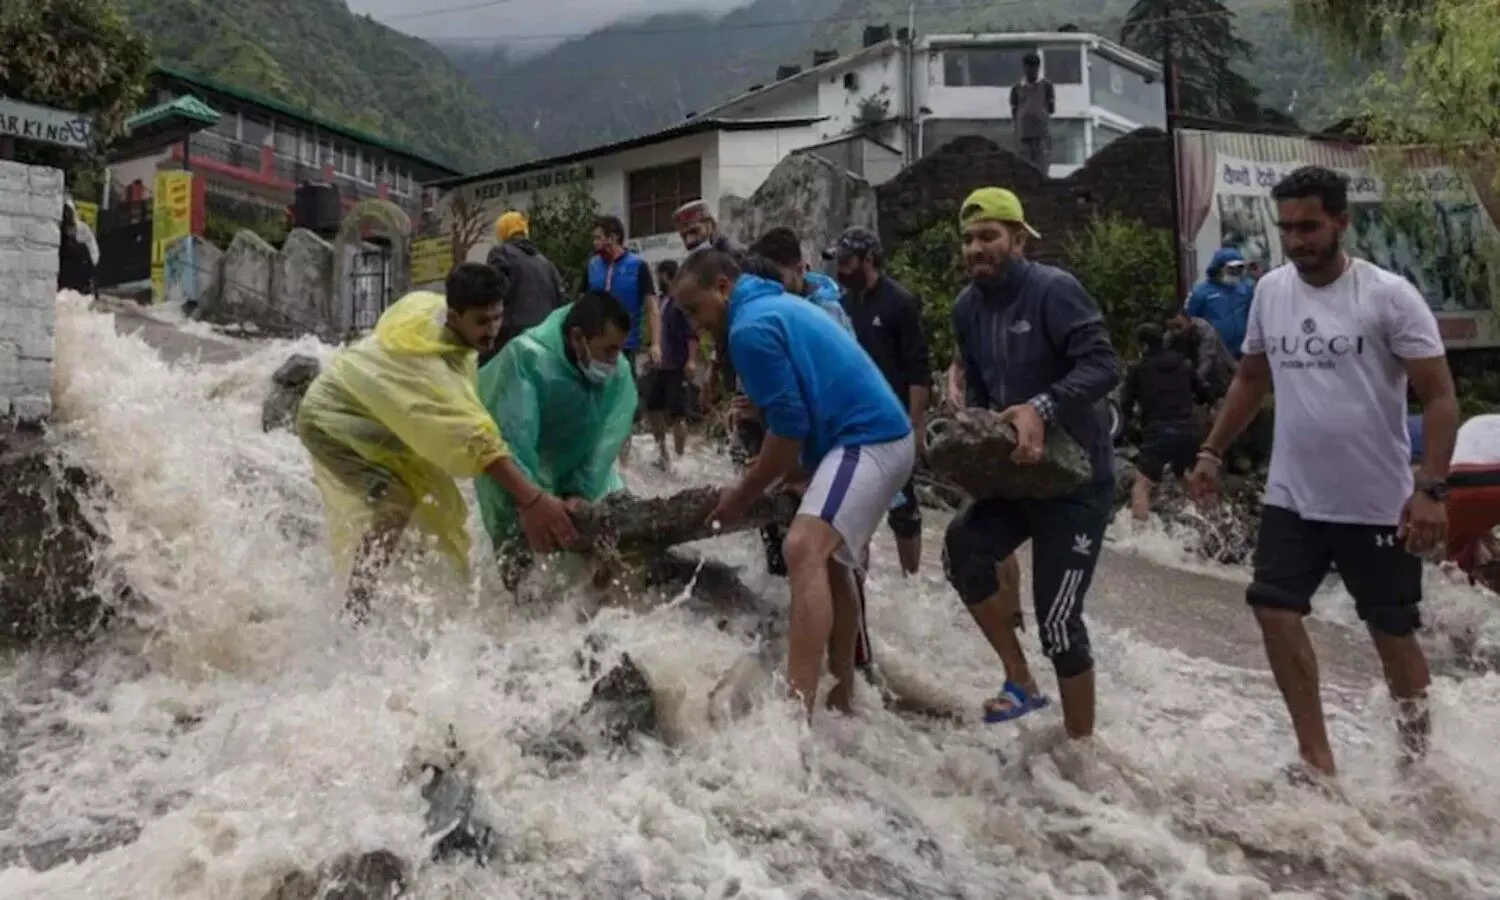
[
  {"xmin": 1186, "ymin": 247, "xmax": 1255, "ymax": 359},
  {"xmin": 475, "ymin": 290, "xmax": 639, "ymax": 553}
]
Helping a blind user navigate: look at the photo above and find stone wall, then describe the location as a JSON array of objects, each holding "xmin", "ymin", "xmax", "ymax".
[
  {"xmin": 721, "ymin": 152, "xmax": 877, "ymax": 266},
  {"xmin": 876, "ymin": 129, "xmax": 1174, "ymax": 267},
  {"xmin": 189, "ymin": 228, "xmax": 344, "ymax": 339},
  {"xmin": 0, "ymin": 160, "xmax": 63, "ymax": 425}
]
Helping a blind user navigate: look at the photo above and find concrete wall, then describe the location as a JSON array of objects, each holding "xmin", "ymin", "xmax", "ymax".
[
  {"xmin": 0, "ymin": 160, "xmax": 63, "ymax": 425},
  {"xmin": 190, "ymin": 227, "xmax": 349, "ymax": 339}
]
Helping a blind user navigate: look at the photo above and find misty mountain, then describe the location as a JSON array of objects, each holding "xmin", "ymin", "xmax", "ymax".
[{"xmin": 443, "ymin": 0, "xmax": 1352, "ymax": 160}]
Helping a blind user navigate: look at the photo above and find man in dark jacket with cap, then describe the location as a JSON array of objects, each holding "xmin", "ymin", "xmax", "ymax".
[
  {"xmin": 943, "ymin": 187, "xmax": 1121, "ymax": 742},
  {"xmin": 674, "ymin": 199, "xmax": 743, "ymax": 256},
  {"xmin": 484, "ymin": 210, "xmax": 567, "ymax": 365}
]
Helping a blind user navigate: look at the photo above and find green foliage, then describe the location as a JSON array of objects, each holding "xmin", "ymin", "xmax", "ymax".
[
  {"xmin": 885, "ymin": 220, "xmax": 966, "ymax": 369},
  {"xmin": 0, "ymin": 0, "xmax": 151, "ymax": 170},
  {"xmin": 1062, "ymin": 215, "xmax": 1176, "ymax": 357},
  {"xmin": 202, "ymin": 210, "xmax": 287, "ymax": 250},
  {"xmin": 524, "ymin": 182, "xmax": 601, "ymax": 284},
  {"xmin": 113, "ymin": 0, "xmax": 529, "ymax": 172}
]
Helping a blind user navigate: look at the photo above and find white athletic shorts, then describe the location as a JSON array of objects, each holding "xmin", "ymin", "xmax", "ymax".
[{"xmin": 797, "ymin": 433, "xmax": 916, "ymax": 570}]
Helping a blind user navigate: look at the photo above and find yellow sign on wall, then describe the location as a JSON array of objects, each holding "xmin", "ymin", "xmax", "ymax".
[
  {"xmin": 411, "ymin": 235, "xmax": 455, "ymax": 285},
  {"xmin": 151, "ymin": 171, "xmax": 193, "ymax": 302},
  {"xmin": 74, "ymin": 201, "xmax": 97, "ymax": 231}
]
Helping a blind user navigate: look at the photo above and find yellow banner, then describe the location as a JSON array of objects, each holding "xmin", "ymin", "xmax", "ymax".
[
  {"xmin": 74, "ymin": 201, "xmax": 97, "ymax": 231},
  {"xmin": 411, "ymin": 235, "xmax": 455, "ymax": 285},
  {"xmin": 151, "ymin": 171, "xmax": 193, "ymax": 302}
]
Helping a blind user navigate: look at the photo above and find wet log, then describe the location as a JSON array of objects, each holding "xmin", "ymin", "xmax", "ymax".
[
  {"xmin": 925, "ymin": 409, "xmax": 1091, "ymax": 501},
  {"xmin": 571, "ymin": 485, "xmax": 799, "ymax": 554},
  {"xmin": 261, "ymin": 354, "xmax": 321, "ymax": 432}
]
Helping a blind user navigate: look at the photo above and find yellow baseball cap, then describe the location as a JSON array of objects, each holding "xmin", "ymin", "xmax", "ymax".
[
  {"xmin": 959, "ymin": 187, "xmax": 1041, "ymax": 238},
  {"xmin": 495, "ymin": 210, "xmax": 529, "ymax": 242}
]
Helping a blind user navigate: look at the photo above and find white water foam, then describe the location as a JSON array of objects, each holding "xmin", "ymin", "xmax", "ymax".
[{"xmin": 1, "ymin": 294, "xmax": 1498, "ymax": 898}]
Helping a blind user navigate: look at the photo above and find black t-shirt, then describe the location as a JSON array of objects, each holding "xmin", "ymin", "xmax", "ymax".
[{"xmin": 841, "ymin": 274, "xmax": 931, "ymax": 401}]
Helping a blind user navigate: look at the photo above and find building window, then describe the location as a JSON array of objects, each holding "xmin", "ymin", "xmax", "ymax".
[
  {"xmin": 299, "ymin": 133, "xmax": 318, "ymax": 165},
  {"xmin": 242, "ymin": 115, "xmax": 271, "ymax": 147},
  {"xmin": 1088, "ymin": 52, "xmax": 1165, "ymax": 128},
  {"xmin": 919, "ymin": 117, "xmax": 1089, "ymax": 167},
  {"xmin": 1092, "ymin": 121, "xmax": 1130, "ymax": 153},
  {"xmin": 273, "ymin": 123, "xmax": 299, "ymax": 157},
  {"xmin": 1043, "ymin": 46, "xmax": 1083, "ymax": 85},
  {"xmin": 626, "ymin": 158, "xmax": 702, "ymax": 237},
  {"xmin": 210, "ymin": 110, "xmax": 239, "ymax": 139},
  {"xmin": 356, "ymin": 152, "xmax": 372, "ymax": 183}
]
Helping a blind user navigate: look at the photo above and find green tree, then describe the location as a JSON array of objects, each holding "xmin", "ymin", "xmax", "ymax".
[
  {"xmin": 525, "ymin": 182, "xmax": 601, "ymax": 289},
  {"xmin": 0, "ymin": 0, "xmax": 150, "ymax": 173},
  {"xmin": 885, "ymin": 220, "xmax": 967, "ymax": 370},
  {"xmin": 1292, "ymin": 0, "xmax": 1500, "ymax": 148},
  {"xmin": 1119, "ymin": 0, "xmax": 1292, "ymax": 127},
  {"xmin": 1063, "ymin": 215, "xmax": 1176, "ymax": 358}
]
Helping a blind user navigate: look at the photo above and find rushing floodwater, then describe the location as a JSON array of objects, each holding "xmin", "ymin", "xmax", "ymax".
[{"xmin": 2, "ymin": 294, "xmax": 1499, "ymax": 898}]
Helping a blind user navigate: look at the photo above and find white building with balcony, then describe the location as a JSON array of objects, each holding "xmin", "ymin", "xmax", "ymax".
[{"xmin": 690, "ymin": 29, "xmax": 1165, "ymax": 179}]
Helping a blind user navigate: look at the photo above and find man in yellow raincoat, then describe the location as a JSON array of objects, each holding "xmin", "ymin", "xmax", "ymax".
[
  {"xmin": 296, "ymin": 262, "xmax": 579, "ymax": 614},
  {"xmin": 475, "ymin": 289, "xmax": 638, "ymax": 552}
]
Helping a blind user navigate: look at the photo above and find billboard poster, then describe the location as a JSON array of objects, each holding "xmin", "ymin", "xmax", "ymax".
[
  {"xmin": 151, "ymin": 170, "xmax": 193, "ymax": 302},
  {"xmin": 1176, "ymin": 129, "xmax": 1500, "ymax": 348}
]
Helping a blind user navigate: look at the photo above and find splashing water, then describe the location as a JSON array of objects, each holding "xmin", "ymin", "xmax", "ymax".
[{"xmin": 2, "ymin": 294, "xmax": 1499, "ymax": 898}]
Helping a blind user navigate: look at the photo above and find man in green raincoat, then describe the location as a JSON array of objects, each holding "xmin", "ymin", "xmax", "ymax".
[{"xmin": 476, "ymin": 289, "xmax": 639, "ymax": 553}]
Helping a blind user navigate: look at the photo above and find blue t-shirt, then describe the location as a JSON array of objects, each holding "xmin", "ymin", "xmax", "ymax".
[{"xmin": 727, "ymin": 274, "xmax": 910, "ymax": 471}]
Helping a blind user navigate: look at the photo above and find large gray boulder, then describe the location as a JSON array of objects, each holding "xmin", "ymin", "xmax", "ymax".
[
  {"xmin": 0, "ymin": 429, "xmax": 119, "ymax": 643},
  {"xmin": 926, "ymin": 408, "xmax": 1091, "ymax": 500}
]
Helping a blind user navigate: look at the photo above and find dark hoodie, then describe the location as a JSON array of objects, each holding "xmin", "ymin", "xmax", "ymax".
[
  {"xmin": 1119, "ymin": 348, "xmax": 1209, "ymax": 435},
  {"xmin": 951, "ymin": 260, "xmax": 1121, "ymax": 482},
  {"xmin": 487, "ymin": 237, "xmax": 566, "ymax": 351}
]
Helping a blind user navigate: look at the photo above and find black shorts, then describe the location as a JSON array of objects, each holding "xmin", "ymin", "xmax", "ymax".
[
  {"xmin": 942, "ymin": 479, "xmax": 1114, "ymax": 678},
  {"xmin": 887, "ymin": 479, "xmax": 922, "ymax": 539},
  {"xmin": 642, "ymin": 368, "xmax": 689, "ymax": 418},
  {"xmin": 1137, "ymin": 426, "xmax": 1198, "ymax": 482},
  {"xmin": 1248, "ymin": 505, "xmax": 1423, "ymax": 636}
]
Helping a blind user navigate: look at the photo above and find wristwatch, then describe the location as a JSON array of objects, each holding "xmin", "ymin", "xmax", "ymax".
[{"xmin": 1415, "ymin": 475, "xmax": 1450, "ymax": 502}]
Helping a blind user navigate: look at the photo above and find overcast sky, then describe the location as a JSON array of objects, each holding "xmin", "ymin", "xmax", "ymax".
[{"xmin": 347, "ymin": 0, "xmax": 757, "ymax": 57}]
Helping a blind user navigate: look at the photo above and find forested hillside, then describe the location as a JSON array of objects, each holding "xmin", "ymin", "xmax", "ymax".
[{"xmin": 117, "ymin": 0, "xmax": 527, "ymax": 171}]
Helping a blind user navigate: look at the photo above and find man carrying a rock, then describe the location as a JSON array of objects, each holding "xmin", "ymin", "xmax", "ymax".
[
  {"xmin": 672, "ymin": 249, "xmax": 915, "ymax": 718},
  {"xmin": 475, "ymin": 290, "xmax": 639, "ymax": 559},
  {"xmin": 295, "ymin": 263, "xmax": 578, "ymax": 617},
  {"xmin": 942, "ymin": 188, "xmax": 1121, "ymax": 737}
]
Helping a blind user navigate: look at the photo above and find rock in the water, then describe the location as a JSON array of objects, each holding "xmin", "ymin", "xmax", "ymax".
[
  {"xmin": 263, "ymin": 849, "xmax": 406, "ymax": 900},
  {"xmin": 421, "ymin": 764, "xmax": 497, "ymax": 864},
  {"xmin": 0, "ymin": 429, "xmax": 119, "ymax": 643},
  {"xmin": 261, "ymin": 354, "xmax": 321, "ymax": 432},
  {"xmin": 526, "ymin": 653, "xmax": 659, "ymax": 762},
  {"xmin": 926, "ymin": 409, "xmax": 1091, "ymax": 500},
  {"xmin": 572, "ymin": 486, "xmax": 798, "ymax": 554}
]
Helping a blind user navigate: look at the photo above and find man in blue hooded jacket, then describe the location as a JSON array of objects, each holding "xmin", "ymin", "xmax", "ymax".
[
  {"xmin": 1186, "ymin": 248, "xmax": 1255, "ymax": 359},
  {"xmin": 672, "ymin": 249, "xmax": 915, "ymax": 720}
]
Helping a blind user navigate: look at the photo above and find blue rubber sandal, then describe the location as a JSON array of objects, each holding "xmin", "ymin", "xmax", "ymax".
[{"xmin": 983, "ymin": 681, "xmax": 1051, "ymax": 724}]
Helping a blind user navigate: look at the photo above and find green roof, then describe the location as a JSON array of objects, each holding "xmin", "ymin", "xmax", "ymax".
[
  {"xmin": 149, "ymin": 64, "xmax": 463, "ymax": 176},
  {"xmin": 126, "ymin": 94, "xmax": 221, "ymax": 131}
]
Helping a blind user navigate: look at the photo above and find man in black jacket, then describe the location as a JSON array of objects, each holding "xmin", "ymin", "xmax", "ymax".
[
  {"xmin": 826, "ymin": 226, "xmax": 931, "ymax": 575},
  {"xmin": 483, "ymin": 210, "xmax": 566, "ymax": 365},
  {"xmin": 1120, "ymin": 323, "xmax": 1210, "ymax": 522},
  {"xmin": 943, "ymin": 188, "xmax": 1121, "ymax": 740}
]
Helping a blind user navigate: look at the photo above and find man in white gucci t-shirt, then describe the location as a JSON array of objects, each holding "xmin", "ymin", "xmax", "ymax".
[{"xmin": 1189, "ymin": 165, "xmax": 1460, "ymax": 781}]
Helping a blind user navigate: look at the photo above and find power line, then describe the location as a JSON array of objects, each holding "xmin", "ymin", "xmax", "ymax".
[{"xmin": 383, "ymin": 0, "xmax": 525, "ymax": 22}]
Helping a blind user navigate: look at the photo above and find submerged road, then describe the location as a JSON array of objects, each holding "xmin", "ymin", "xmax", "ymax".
[{"xmin": 98, "ymin": 298, "xmax": 1384, "ymax": 692}]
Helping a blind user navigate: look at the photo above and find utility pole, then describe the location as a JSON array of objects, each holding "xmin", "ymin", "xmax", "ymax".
[{"xmin": 1161, "ymin": 0, "xmax": 1187, "ymax": 300}]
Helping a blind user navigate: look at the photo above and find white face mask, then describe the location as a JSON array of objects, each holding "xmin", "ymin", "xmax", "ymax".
[
  {"xmin": 581, "ymin": 359, "xmax": 613, "ymax": 384},
  {"xmin": 1220, "ymin": 272, "xmax": 1242, "ymax": 286}
]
